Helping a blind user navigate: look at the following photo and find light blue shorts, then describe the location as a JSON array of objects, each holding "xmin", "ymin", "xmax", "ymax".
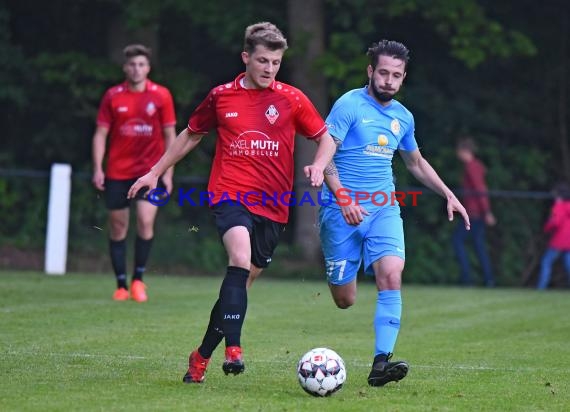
[{"xmin": 318, "ymin": 206, "xmax": 405, "ymax": 285}]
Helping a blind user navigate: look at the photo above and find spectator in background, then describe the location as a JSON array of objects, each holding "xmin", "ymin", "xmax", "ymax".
[
  {"xmin": 452, "ymin": 137, "xmax": 496, "ymax": 287},
  {"xmin": 536, "ymin": 182, "xmax": 570, "ymax": 290},
  {"xmin": 91, "ymin": 44, "xmax": 177, "ymax": 302}
]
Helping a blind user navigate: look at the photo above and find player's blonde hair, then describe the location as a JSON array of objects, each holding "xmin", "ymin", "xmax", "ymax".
[{"xmin": 244, "ymin": 22, "xmax": 288, "ymax": 54}]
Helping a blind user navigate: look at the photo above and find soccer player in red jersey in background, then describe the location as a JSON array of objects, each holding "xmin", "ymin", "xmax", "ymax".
[
  {"xmin": 128, "ymin": 22, "xmax": 337, "ymax": 383},
  {"xmin": 92, "ymin": 44, "xmax": 177, "ymax": 302}
]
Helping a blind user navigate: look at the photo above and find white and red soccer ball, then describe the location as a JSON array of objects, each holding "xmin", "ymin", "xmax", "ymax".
[{"xmin": 297, "ymin": 347, "xmax": 346, "ymax": 397}]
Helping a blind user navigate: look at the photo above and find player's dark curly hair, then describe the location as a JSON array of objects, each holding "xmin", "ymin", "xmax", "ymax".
[
  {"xmin": 244, "ymin": 22, "xmax": 288, "ymax": 54},
  {"xmin": 367, "ymin": 40, "xmax": 410, "ymax": 70}
]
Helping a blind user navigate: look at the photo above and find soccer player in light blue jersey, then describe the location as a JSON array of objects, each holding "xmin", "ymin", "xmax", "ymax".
[{"xmin": 319, "ymin": 40, "xmax": 471, "ymax": 387}]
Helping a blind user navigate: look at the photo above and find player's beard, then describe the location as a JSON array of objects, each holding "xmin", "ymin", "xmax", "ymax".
[{"xmin": 370, "ymin": 79, "xmax": 396, "ymax": 102}]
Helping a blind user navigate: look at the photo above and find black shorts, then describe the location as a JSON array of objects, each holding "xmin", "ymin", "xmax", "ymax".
[
  {"xmin": 104, "ymin": 177, "xmax": 165, "ymax": 210},
  {"xmin": 212, "ymin": 201, "xmax": 285, "ymax": 269}
]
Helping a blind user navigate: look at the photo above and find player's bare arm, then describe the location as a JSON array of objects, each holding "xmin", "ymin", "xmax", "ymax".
[
  {"xmin": 91, "ymin": 126, "xmax": 109, "ymax": 191},
  {"xmin": 326, "ymin": 168, "xmax": 370, "ymax": 226},
  {"xmin": 324, "ymin": 159, "xmax": 339, "ymax": 178},
  {"xmin": 304, "ymin": 132, "xmax": 337, "ymax": 187},
  {"xmin": 127, "ymin": 129, "xmax": 203, "ymax": 199},
  {"xmin": 323, "ymin": 136, "xmax": 369, "ymax": 226},
  {"xmin": 399, "ymin": 148, "xmax": 470, "ymax": 229},
  {"xmin": 161, "ymin": 125, "xmax": 177, "ymax": 194}
]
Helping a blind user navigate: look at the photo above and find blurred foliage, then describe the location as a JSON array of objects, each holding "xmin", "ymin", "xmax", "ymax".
[
  {"xmin": 0, "ymin": 8, "xmax": 28, "ymax": 107},
  {"xmin": 0, "ymin": 177, "xmax": 48, "ymax": 248},
  {"xmin": 1, "ymin": 0, "xmax": 568, "ymax": 285}
]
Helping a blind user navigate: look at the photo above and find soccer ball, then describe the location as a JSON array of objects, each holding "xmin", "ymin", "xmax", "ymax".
[{"xmin": 297, "ymin": 347, "xmax": 346, "ymax": 397}]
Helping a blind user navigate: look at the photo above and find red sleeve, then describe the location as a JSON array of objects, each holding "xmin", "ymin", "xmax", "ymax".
[
  {"xmin": 293, "ymin": 90, "xmax": 327, "ymax": 139},
  {"xmin": 465, "ymin": 160, "xmax": 490, "ymax": 213},
  {"xmin": 159, "ymin": 88, "xmax": 176, "ymax": 127},
  {"xmin": 187, "ymin": 89, "xmax": 217, "ymax": 134},
  {"xmin": 96, "ymin": 89, "xmax": 113, "ymax": 128},
  {"xmin": 544, "ymin": 201, "xmax": 563, "ymax": 233}
]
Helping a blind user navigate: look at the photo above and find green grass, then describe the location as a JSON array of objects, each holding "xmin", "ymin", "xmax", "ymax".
[{"xmin": 1, "ymin": 271, "xmax": 569, "ymax": 411}]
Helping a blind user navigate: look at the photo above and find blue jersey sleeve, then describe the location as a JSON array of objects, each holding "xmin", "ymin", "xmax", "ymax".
[
  {"xmin": 325, "ymin": 92, "xmax": 356, "ymax": 143},
  {"xmin": 397, "ymin": 113, "xmax": 418, "ymax": 151}
]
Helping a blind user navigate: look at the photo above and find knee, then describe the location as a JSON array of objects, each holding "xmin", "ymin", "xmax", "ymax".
[
  {"xmin": 377, "ymin": 271, "xmax": 402, "ymax": 291},
  {"xmin": 109, "ymin": 219, "xmax": 128, "ymax": 238},
  {"xmin": 333, "ymin": 294, "xmax": 355, "ymax": 309},
  {"xmin": 137, "ymin": 217, "xmax": 155, "ymax": 236},
  {"xmin": 229, "ymin": 251, "xmax": 251, "ymax": 268},
  {"xmin": 334, "ymin": 299, "xmax": 353, "ymax": 309}
]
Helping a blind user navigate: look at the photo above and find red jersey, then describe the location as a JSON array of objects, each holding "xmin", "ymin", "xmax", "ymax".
[
  {"xmin": 461, "ymin": 158, "xmax": 491, "ymax": 218},
  {"xmin": 188, "ymin": 73, "xmax": 327, "ymax": 223},
  {"xmin": 97, "ymin": 80, "xmax": 176, "ymax": 179},
  {"xmin": 544, "ymin": 200, "xmax": 570, "ymax": 250}
]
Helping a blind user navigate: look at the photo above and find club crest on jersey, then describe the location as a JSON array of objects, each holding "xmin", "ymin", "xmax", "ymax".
[
  {"xmin": 265, "ymin": 105, "xmax": 279, "ymax": 124},
  {"xmin": 390, "ymin": 119, "xmax": 400, "ymax": 135},
  {"xmin": 146, "ymin": 102, "xmax": 157, "ymax": 116}
]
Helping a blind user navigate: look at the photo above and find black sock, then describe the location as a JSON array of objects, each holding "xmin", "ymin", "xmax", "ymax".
[
  {"xmin": 133, "ymin": 236, "xmax": 153, "ymax": 281},
  {"xmin": 109, "ymin": 238, "xmax": 127, "ymax": 289},
  {"xmin": 198, "ymin": 299, "xmax": 224, "ymax": 359},
  {"xmin": 219, "ymin": 266, "xmax": 250, "ymax": 348}
]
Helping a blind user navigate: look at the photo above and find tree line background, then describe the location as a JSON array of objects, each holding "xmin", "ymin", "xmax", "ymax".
[{"xmin": 1, "ymin": 0, "xmax": 569, "ymax": 286}]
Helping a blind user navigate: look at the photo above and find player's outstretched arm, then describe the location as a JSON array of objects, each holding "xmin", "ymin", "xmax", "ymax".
[
  {"xmin": 400, "ymin": 149, "xmax": 470, "ymax": 230},
  {"xmin": 127, "ymin": 129, "xmax": 203, "ymax": 199},
  {"xmin": 304, "ymin": 132, "xmax": 338, "ymax": 187}
]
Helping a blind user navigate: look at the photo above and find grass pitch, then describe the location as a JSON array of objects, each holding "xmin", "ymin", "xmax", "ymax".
[{"xmin": 1, "ymin": 271, "xmax": 569, "ymax": 411}]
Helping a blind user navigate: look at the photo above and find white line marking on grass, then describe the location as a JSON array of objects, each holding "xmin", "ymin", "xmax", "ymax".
[
  {"xmin": 258, "ymin": 359, "xmax": 566, "ymax": 373},
  {"xmin": 4, "ymin": 352, "xmax": 566, "ymax": 373}
]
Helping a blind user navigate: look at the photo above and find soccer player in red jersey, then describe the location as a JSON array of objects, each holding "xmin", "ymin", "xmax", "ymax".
[
  {"xmin": 128, "ymin": 22, "xmax": 337, "ymax": 383},
  {"xmin": 92, "ymin": 44, "xmax": 177, "ymax": 303}
]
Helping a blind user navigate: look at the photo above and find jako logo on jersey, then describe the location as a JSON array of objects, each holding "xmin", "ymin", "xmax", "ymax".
[
  {"xmin": 117, "ymin": 106, "xmax": 128, "ymax": 113},
  {"xmin": 225, "ymin": 112, "xmax": 239, "ymax": 118},
  {"xmin": 265, "ymin": 104, "xmax": 279, "ymax": 124},
  {"xmin": 224, "ymin": 314, "xmax": 241, "ymax": 320},
  {"xmin": 146, "ymin": 102, "xmax": 156, "ymax": 116}
]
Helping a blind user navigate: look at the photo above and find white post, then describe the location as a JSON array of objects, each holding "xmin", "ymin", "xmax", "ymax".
[{"xmin": 45, "ymin": 163, "xmax": 72, "ymax": 275}]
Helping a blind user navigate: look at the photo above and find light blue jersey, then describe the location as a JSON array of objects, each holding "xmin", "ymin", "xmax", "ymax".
[
  {"xmin": 319, "ymin": 86, "xmax": 418, "ymax": 281},
  {"xmin": 322, "ymin": 87, "xmax": 418, "ymax": 213}
]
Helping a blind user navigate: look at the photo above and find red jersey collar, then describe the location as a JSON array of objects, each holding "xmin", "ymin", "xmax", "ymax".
[
  {"xmin": 234, "ymin": 73, "xmax": 277, "ymax": 90},
  {"xmin": 122, "ymin": 79, "xmax": 152, "ymax": 92}
]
